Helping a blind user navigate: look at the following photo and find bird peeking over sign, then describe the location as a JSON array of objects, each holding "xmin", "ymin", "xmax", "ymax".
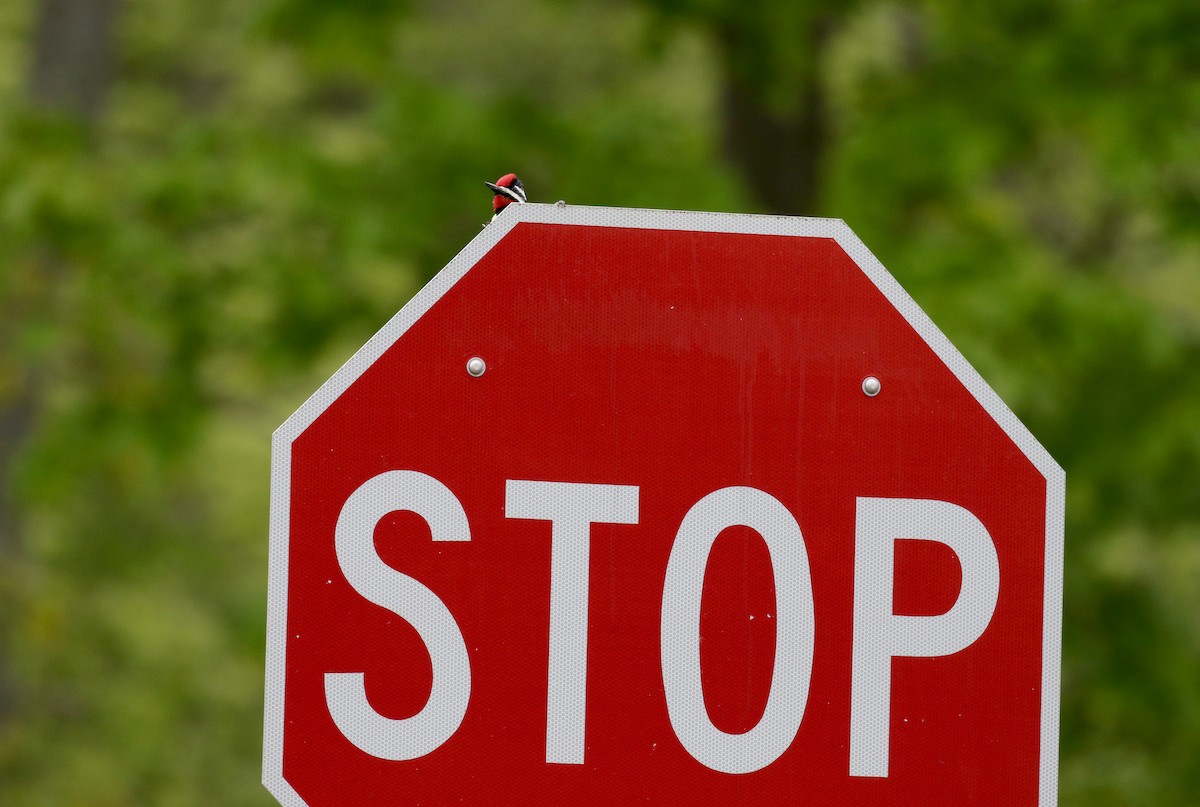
[{"xmin": 485, "ymin": 173, "xmax": 526, "ymax": 222}]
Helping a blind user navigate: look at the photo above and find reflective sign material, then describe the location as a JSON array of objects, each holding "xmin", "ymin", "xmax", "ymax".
[{"xmin": 266, "ymin": 205, "xmax": 1064, "ymax": 806}]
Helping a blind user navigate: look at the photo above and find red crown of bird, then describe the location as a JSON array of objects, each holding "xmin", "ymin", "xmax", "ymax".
[{"xmin": 485, "ymin": 173, "xmax": 527, "ymax": 218}]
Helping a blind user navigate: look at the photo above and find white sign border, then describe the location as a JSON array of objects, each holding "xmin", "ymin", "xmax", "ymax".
[{"xmin": 265, "ymin": 203, "xmax": 1065, "ymax": 806}]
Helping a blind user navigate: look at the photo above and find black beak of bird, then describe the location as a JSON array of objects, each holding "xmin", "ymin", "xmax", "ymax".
[{"xmin": 485, "ymin": 180, "xmax": 527, "ymax": 205}]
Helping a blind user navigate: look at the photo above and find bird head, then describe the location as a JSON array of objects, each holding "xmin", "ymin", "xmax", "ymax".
[{"xmin": 485, "ymin": 173, "xmax": 527, "ymax": 216}]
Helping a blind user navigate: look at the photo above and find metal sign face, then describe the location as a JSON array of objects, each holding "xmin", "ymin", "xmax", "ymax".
[{"xmin": 265, "ymin": 205, "xmax": 1064, "ymax": 806}]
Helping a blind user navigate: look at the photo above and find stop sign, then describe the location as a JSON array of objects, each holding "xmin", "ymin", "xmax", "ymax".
[{"xmin": 265, "ymin": 205, "xmax": 1064, "ymax": 806}]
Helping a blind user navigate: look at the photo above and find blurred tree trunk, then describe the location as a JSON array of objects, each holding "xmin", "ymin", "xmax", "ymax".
[
  {"xmin": 2, "ymin": 0, "xmax": 121, "ymax": 720},
  {"xmin": 2, "ymin": 0, "xmax": 122, "ymax": 547},
  {"xmin": 714, "ymin": 17, "xmax": 832, "ymax": 216},
  {"xmin": 642, "ymin": 1, "xmax": 844, "ymax": 216},
  {"xmin": 29, "ymin": 0, "xmax": 121, "ymax": 123},
  {"xmin": 0, "ymin": 389, "xmax": 35, "ymax": 555},
  {"xmin": 0, "ymin": 381, "xmax": 34, "ymax": 719}
]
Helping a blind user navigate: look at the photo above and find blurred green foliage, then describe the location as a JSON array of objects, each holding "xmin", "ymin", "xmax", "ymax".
[{"xmin": 1, "ymin": 0, "xmax": 1198, "ymax": 804}]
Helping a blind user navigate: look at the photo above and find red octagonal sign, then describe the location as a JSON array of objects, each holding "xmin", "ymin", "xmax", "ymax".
[{"xmin": 265, "ymin": 206, "xmax": 1064, "ymax": 806}]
